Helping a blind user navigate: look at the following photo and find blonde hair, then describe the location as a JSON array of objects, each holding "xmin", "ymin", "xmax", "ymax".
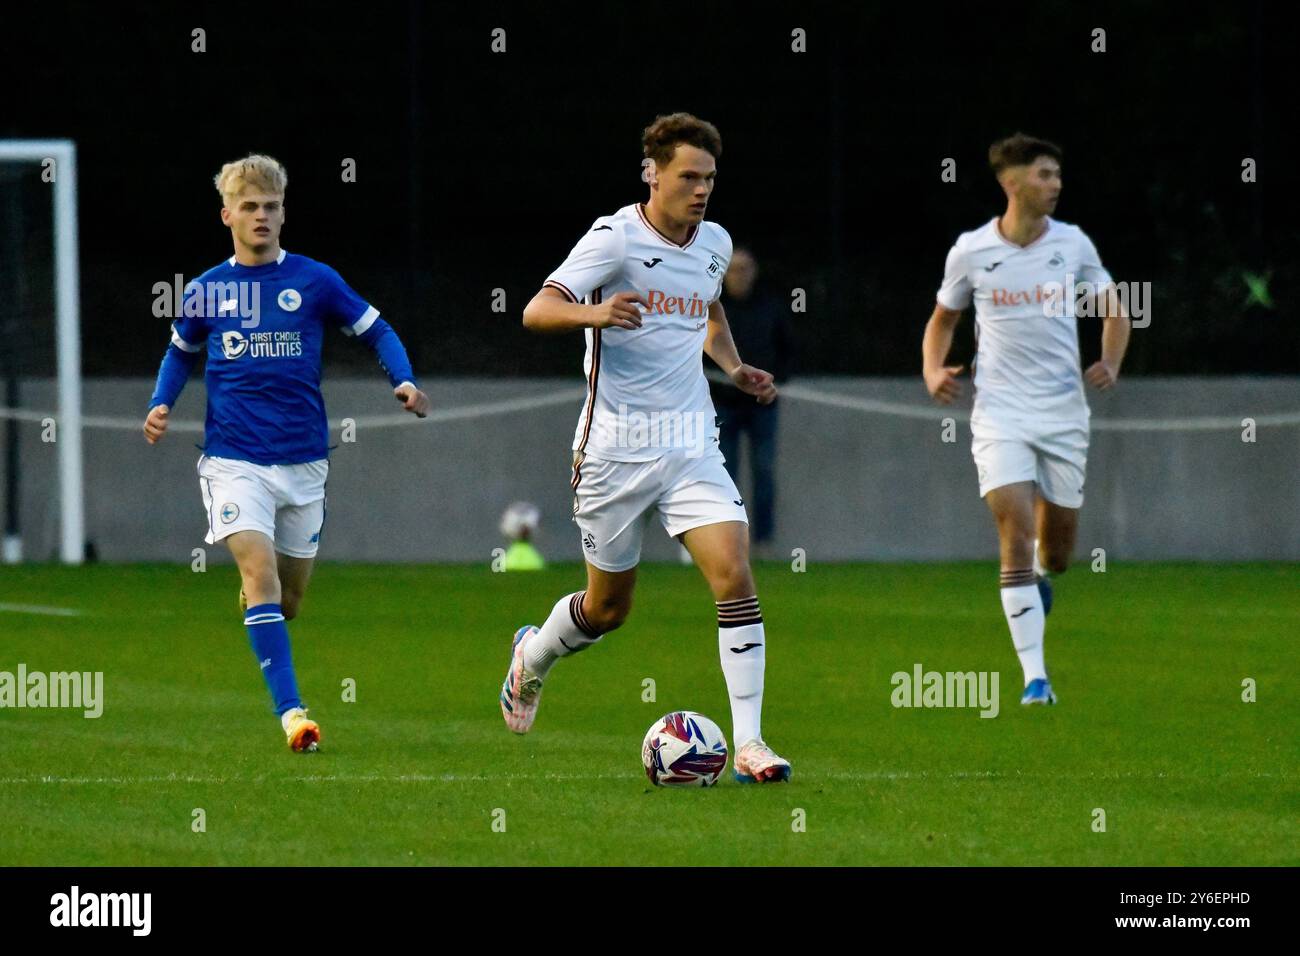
[{"xmin": 214, "ymin": 154, "xmax": 287, "ymax": 206}]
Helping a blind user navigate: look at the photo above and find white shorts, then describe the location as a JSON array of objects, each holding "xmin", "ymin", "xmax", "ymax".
[
  {"xmin": 571, "ymin": 446, "xmax": 747, "ymax": 572},
  {"xmin": 197, "ymin": 455, "xmax": 328, "ymax": 558},
  {"xmin": 970, "ymin": 417, "xmax": 1089, "ymax": 509}
]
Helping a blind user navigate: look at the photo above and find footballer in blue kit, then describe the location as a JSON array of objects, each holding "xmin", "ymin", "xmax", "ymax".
[{"xmin": 144, "ymin": 154, "xmax": 430, "ymax": 752}]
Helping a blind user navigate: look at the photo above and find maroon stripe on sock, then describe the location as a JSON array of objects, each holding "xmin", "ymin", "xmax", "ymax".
[
  {"xmin": 717, "ymin": 596, "xmax": 762, "ymax": 629},
  {"xmin": 569, "ymin": 591, "xmax": 601, "ymax": 640},
  {"xmin": 999, "ymin": 568, "xmax": 1036, "ymax": 588}
]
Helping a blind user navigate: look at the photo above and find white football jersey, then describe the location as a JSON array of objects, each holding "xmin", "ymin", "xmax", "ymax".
[
  {"xmin": 544, "ymin": 203, "xmax": 732, "ymax": 462},
  {"xmin": 937, "ymin": 217, "xmax": 1112, "ymax": 423}
]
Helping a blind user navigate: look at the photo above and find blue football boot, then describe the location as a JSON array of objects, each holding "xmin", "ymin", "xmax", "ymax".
[{"xmin": 1020, "ymin": 677, "xmax": 1058, "ymax": 706}]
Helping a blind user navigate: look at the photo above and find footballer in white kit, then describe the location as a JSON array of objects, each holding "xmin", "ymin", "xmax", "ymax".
[
  {"xmin": 923, "ymin": 133, "xmax": 1131, "ymax": 705},
  {"xmin": 548, "ymin": 200, "xmax": 743, "ymax": 572},
  {"xmin": 499, "ymin": 113, "xmax": 791, "ymax": 783}
]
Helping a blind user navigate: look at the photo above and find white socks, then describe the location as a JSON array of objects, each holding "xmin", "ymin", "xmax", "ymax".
[
  {"xmin": 522, "ymin": 591, "xmax": 768, "ymax": 749},
  {"xmin": 523, "ymin": 591, "xmax": 602, "ymax": 680},
  {"xmin": 999, "ymin": 571, "xmax": 1046, "ymax": 686},
  {"xmin": 717, "ymin": 597, "xmax": 765, "ymax": 747}
]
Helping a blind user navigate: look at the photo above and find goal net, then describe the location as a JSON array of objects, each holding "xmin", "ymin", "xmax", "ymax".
[{"xmin": 0, "ymin": 141, "xmax": 83, "ymax": 564}]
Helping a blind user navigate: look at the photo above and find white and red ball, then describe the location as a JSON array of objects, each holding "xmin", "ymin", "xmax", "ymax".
[{"xmin": 641, "ymin": 711, "xmax": 729, "ymax": 787}]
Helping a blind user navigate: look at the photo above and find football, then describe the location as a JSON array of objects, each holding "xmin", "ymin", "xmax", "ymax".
[{"xmin": 641, "ymin": 711, "xmax": 729, "ymax": 787}]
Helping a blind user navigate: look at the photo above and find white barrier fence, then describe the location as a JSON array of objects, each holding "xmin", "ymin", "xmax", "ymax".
[{"xmin": 1, "ymin": 377, "xmax": 1298, "ymax": 562}]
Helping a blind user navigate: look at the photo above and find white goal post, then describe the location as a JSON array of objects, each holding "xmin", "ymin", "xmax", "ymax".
[{"xmin": 0, "ymin": 140, "xmax": 82, "ymax": 564}]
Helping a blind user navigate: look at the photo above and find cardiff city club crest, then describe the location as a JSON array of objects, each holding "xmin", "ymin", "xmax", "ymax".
[{"xmin": 277, "ymin": 288, "xmax": 302, "ymax": 312}]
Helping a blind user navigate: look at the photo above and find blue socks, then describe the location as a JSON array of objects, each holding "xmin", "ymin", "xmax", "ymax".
[{"xmin": 244, "ymin": 603, "xmax": 302, "ymax": 715}]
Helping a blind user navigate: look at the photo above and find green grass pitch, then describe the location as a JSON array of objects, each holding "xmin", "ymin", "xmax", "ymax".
[{"xmin": 1, "ymin": 562, "xmax": 1295, "ymax": 866}]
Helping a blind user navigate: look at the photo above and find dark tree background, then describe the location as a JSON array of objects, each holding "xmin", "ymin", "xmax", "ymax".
[{"xmin": 1, "ymin": 0, "xmax": 1293, "ymax": 379}]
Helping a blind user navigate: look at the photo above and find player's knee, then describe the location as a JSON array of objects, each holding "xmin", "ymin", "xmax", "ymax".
[
  {"xmin": 585, "ymin": 593, "xmax": 632, "ymax": 633},
  {"xmin": 713, "ymin": 567, "xmax": 755, "ymax": 602}
]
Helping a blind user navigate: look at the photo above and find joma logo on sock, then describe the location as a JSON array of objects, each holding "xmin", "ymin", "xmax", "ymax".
[
  {"xmin": 50, "ymin": 886, "xmax": 151, "ymax": 936},
  {"xmin": 0, "ymin": 664, "xmax": 103, "ymax": 718},
  {"xmin": 891, "ymin": 663, "xmax": 999, "ymax": 718}
]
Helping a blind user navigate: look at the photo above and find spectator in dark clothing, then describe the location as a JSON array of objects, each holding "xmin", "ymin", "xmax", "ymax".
[{"xmin": 709, "ymin": 247, "xmax": 794, "ymax": 546}]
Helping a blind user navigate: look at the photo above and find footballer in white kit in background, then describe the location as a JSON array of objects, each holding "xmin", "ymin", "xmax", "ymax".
[
  {"xmin": 500, "ymin": 113, "xmax": 791, "ymax": 782},
  {"xmin": 922, "ymin": 133, "xmax": 1131, "ymax": 705}
]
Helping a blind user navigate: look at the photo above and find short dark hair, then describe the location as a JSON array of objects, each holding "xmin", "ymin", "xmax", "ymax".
[
  {"xmin": 988, "ymin": 133, "xmax": 1063, "ymax": 177},
  {"xmin": 642, "ymin": 112, "xmax": 722, "ymax": 169}
]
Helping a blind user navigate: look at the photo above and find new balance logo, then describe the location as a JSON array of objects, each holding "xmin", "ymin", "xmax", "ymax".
[
  {"xmin": 730, "ymin": 643, "xmax": 763, "ymax": 653},
  {"xmin": 1010, "ymin": 607, "xmax": 1032, "ymax": 619},
  {"xmin": 643, "ymin": 257, "xmax": 663, "ymax": 268}
]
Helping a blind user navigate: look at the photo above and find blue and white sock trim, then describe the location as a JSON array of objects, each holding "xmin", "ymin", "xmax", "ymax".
[{"xmin": 244, "ymin": 609, "xmax": 287, "ymax": 626}]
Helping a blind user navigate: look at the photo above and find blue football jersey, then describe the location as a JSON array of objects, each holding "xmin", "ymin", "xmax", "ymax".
[{"xmin": 168, "ymin": 250, "xmax": 379, "ymax": 464}]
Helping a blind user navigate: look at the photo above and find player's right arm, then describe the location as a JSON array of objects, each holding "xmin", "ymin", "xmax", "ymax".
[
  {"xmin": 923, "ymin": 239, "xmax": 972, "ymax": 404},
  {"xmin": 521, "ymin": 218, "xmax": 646, "ymax": 333},
  {"xmin": 144, "ymin": 289, "xmax": 207, "ymax": 444},
  {"xmin": 522, "ymin": 286, "xmax": 647, "ymax": 333},
  {"xmin": 922, "ymin": 303, "xmax": 965, "ymax": 404}
]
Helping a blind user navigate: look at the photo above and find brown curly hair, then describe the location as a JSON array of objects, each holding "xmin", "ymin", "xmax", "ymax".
[{"xmin": 642, "ymin": 113, "xmax": 722, "ymax": 168}]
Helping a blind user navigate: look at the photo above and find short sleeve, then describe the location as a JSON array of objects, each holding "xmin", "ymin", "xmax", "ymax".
[
  {"xmin": 170, "ymin": 280, "xmax": 209, "ymax": 352},
  {"xmin": 710, "ymin": 226, "xmax": 734, "ymax": 304},
  {"xmin": 936, "ymin": 240, "xmax": 973, "ymax": 311},
  {"xmin": 1075, "ymin": 230, "xmax": 1113, "ymax": 288},
  {"xmin": 543, "ymin": 220, "xmax": 624, "ymax": 303},
  {"xmin": 320, "ymin": 266, "xmax": 379, "ymax": 337}
]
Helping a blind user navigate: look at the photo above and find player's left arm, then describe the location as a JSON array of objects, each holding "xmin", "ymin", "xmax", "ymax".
[
  {"xmin": 1083, "ymin": 284, "xmax": 1131, "ymax": 391},
  {"xmin": 354, "ymin": 319, "xmax": 430, "ymax": 417},
  {"xmin": 1079, "ymin": 233, "xmax": 1131, "ymax": 391},
  {"xmin": 325, "ymin": 267, "xmax": 430, "ymax": 417},
  {"xmin": 705, "ymin": 299, "xmax": 777, "ymax": 405}
]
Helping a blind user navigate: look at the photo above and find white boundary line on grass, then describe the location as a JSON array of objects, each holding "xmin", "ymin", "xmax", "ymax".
[
  {"xmin": 0, "ymin": 603, "xmax": 84, "ymax": 617},
  {"xmin": 0, "ymin": 769, "xmax": 1283, "ymax": 785}
]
